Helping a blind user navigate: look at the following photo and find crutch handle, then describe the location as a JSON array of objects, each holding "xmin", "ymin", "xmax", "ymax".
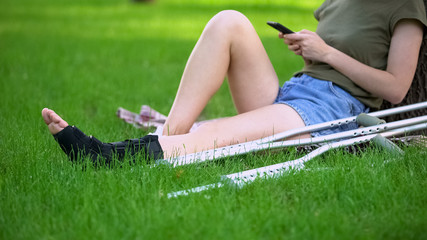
[{"xmin": 356, "ymin": 113, "xmax": 386, "ymax": 127}]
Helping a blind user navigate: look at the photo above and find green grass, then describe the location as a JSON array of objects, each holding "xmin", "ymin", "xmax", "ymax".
[{"xmin": 1, "ymin": 0, "xmax": 426, "ymax": 239}]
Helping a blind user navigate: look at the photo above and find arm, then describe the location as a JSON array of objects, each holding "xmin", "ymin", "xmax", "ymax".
[{"xmin": 280, "ymin": 19, "xmax": 424, "ymax": 104}]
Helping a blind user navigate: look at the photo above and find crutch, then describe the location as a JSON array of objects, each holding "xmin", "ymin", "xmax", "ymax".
[
  {"xmin": 167, "ymin": 121, "xmax": 427, "ymax": 198},
  {"xmin": 158, "ymin": 101, "xmax": 427, "ymax": 167}
]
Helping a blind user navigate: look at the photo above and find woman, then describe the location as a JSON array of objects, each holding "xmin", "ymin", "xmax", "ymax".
[{"xmin": 42, "ymin": 0, "xmax": 427, "ymax": 162}]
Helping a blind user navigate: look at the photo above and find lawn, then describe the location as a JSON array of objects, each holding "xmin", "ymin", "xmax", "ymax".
[{"xmin": 1, "ymin": 0, "xmax": 426, "ymax": 239}]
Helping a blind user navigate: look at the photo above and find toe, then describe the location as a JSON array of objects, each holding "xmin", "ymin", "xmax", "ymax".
[
  {"xmin": 50, "ymin": 111, "xmax": 69, "ymax": 127},
  {"xmin": 50, "ymin": 111, "xmax": 62, "ymax": 123},
  {"xmin": 42, "ymin": 108, "xmax": 52, "ymax": 125},
  {"xmin": 42, "ymin": 108, "xmax": 69, "ymax": 134}
]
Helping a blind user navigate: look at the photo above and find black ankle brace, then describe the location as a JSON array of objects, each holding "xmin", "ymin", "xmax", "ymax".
[
  {"xmin": 109, "ymin": 135, "xmax": 164, "ymax": 160},
  {"xmin": 53, "ymin": 126, "xmax": 164, "ymax": 164}
]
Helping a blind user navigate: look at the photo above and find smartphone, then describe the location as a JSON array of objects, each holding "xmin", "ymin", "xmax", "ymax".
[{"xmin": 267, "ymin": 21, "xmax": 294, "ymax": 34}]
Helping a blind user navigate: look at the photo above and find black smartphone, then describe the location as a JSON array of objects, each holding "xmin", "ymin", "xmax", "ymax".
[{"xmin": 267, "ymin": 21, "xmax": 294, "ymax": 34}]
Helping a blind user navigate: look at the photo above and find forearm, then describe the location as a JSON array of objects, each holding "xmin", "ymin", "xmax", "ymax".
[
  {"xmin": 321, "ymin": 20, "xmax": 423, "ymax": 104},
  {"xmin": 322, "ymin": 48, "xmax": 405, "ymax": 104}
]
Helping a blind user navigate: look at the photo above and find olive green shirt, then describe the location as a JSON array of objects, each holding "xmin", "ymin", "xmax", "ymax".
[{"xmin": 298, "ymin": 0, "xmax": 427, "ymax": 108}]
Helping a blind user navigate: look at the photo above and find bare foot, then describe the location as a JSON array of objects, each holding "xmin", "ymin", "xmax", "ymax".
[{"xmin": 41, "ymin": 108, "xmax": 69, "ymax": 135}]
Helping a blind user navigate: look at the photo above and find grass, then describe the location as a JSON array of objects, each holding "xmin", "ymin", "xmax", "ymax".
[{"xmin": 1, "ymin": 0, "xmax": 426, "ymax": 239}]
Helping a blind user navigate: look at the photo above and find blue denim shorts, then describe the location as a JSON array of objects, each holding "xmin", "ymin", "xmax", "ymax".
[{"xmin": 274, "ymin": 74, "xmax": 369, "ymax": 137}]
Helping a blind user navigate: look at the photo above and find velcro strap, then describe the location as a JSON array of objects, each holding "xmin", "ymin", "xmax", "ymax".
[
  {"xmin": 142, "ymin": 135, "xmax": 164, "ymax": 160},
  {"xmin": 110, "ymin": 135, "xmax": 164, "ymax": 160}
]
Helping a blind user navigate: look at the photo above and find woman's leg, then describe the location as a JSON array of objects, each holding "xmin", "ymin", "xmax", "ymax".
[
  {"xmin": 42, "ymin": 105, "xmax": 309, "ymax": 160},
  {"xmin": 159, "ymin": 104, "xmax": 309, "ymax": 158},
  {"xmin": 163, "ymin": 10, "xmax": 280, "ymax": 135}
]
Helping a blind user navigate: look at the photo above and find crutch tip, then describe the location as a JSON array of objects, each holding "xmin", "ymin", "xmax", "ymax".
[{"xmin": 372, "ymin": 135, "xmax": 404, "ymax": 156}]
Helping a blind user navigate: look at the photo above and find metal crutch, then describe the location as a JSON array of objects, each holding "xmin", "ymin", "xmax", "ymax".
[
  {"xmin": 167, "ymin": 121, "xmax": 427, "ymax": 198},
  {"xmin": 163, "ymin": 114, "xmax": 427, "ymax": 167},
  {"xmin": 159, "ymin": 101, "xmax": 427, "ymax": 167}
]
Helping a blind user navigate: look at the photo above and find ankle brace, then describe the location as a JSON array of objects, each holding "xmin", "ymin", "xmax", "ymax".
[
  {"xmin": 53, "ymin": 126, "xmax": 164, "ymax": 164},
  {"xmin": 109, "ymin": 135, "xmax": 164, "ymax": 160}
]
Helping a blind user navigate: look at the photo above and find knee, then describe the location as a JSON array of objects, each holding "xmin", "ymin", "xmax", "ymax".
[{"xmin": 205, "ymin": 10, "xmax": 252, "ymax": 36}]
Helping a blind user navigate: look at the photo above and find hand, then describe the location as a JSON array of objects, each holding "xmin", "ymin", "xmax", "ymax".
[
  {"xmin": 279, "ymin": 30, "xmax": 332, "ymax": 63},
  {"xmin": 279, "ymin": 32, "xmax": 302, "ymax": 56}
]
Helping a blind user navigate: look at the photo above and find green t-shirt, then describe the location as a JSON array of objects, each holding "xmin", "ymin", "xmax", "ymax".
[{"xmin": 298, "ymin": 0, "xmax": 427, "ymax": 109}]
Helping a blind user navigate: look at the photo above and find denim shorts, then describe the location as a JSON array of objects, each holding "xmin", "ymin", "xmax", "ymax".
[{"xmin": 274, "ymin": 74, "xmax": 369, "ymax": 137}]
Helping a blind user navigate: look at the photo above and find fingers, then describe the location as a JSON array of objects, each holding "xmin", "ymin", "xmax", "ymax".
[
  {"xmin": 283, "ymin": 36, "xmax": 299, "ymax": 55},
  {"xmin": 284, "ymin": 30, "xmax": 314, "ymax": 42},
  {"xmin": 280, "ymin": 30, "xmax": 315, "ymax": 57},
  {"xmin": 288, "ymin": 43, "xmax": 300, "ymax": 51},
  {"xmin": 282, "ymin": 32, "xmax": 303, "ymax": 47},
  {"xmin": 284, "ymin": 33, "xmax": 304, "ymax": 42},
  {"xmin": 279, "ymin": 32, "xmax": 294, "ymax": 39},
  {"xmin": 288, "ymin": 44, "xmax": 302, "ymax": 55}
]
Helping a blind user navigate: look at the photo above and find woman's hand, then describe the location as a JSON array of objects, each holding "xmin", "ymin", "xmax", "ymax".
[{"xmin": 279, "ymin": 30, "xmax": 332, "ymax": 63}]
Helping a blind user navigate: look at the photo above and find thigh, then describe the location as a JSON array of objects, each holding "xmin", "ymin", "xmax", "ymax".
[{"xmin": 216, "ymin": 11, "xmax": 280, "ymax": 114}]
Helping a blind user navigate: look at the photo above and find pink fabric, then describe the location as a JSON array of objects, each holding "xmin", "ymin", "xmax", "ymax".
[
  {"xmin": 117, "ymin": 105, "xmax": 167, "ymax": 129},
  {"xmin": 116, "ymin": 105, "xmax": 216, "ymax": 135}
]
